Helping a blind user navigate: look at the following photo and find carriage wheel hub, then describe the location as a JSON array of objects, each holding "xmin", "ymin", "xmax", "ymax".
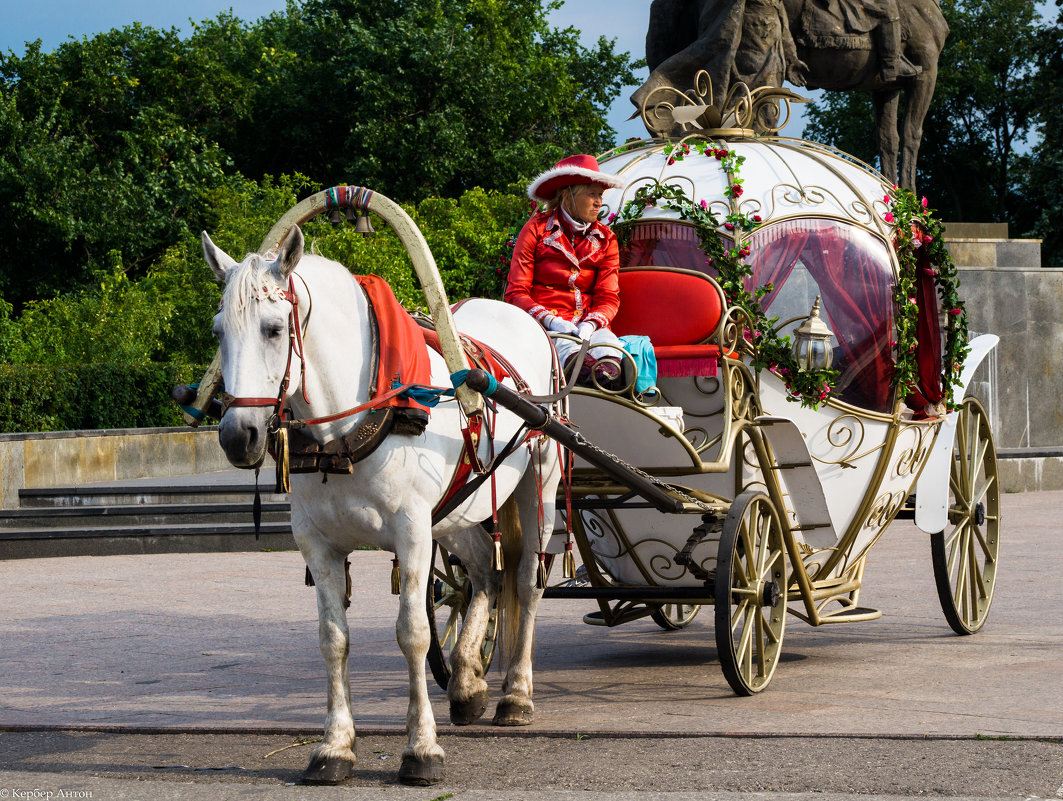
[
  {"xmin": 760, "ymin": 581, "xmax": 781, "ymax": 608},
  {"xmin": 974, "ymin": 502, "xmax": 986, "ymax": 526}
]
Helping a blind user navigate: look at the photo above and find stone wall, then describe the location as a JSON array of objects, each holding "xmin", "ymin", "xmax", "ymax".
[
  {"xmin": 954, "ymin": 242, "xmax": 1063, "ymax": 491},
  {"xmin": 0, "ymin": 427, "xmax": 231, "ymax": 509}
]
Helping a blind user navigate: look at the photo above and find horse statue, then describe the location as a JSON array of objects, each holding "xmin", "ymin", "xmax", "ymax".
[
  {"xmin": 633, "ymin": 0, "xmax": 948, "ymax": 190},
  {"xmin": 201, "ymin": 216, "xmax": 562, "ymax": 786}
]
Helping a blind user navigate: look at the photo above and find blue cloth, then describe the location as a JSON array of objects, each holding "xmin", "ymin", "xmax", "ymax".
[{"xmin": 619, "ymin": 335, "xmax": 658, "ymax": 394}]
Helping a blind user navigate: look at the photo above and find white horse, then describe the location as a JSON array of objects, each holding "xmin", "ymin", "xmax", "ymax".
[{"xmin": 202, "ymin": 225, "xmax": 561, "ymax": 786}]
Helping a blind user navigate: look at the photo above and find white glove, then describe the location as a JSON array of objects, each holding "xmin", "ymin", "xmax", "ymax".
[
  {"xmin": 544, "ymin": 315, "xmax": 579, "ymax": 336},
  {"xmin": 577, "ymin": 321, "xmax": 596, "ymax": 340}
]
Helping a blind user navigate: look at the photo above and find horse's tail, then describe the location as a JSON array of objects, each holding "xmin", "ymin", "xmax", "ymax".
[{"xmin": 496, "ymin": 495, "xmax": 525, "ymax": 667}]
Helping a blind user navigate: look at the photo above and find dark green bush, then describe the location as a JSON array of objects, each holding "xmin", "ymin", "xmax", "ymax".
[{"xmin": 0, "ymin": 363, "xmax": 208, "ymax": 433}]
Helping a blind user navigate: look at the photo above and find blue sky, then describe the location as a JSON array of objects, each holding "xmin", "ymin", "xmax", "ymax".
[{"xmin": 0, "ymin": 0, "xmax": 813, "ymax": 141}]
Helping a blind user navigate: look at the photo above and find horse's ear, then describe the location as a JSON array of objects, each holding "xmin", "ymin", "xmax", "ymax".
[
  {"xmin": 202, "ymin": 231, "xmax": 237, "ymax": 282},
  {"xmin": 275, "ymin": 225, "xmax": 304, "ymax": 279}
]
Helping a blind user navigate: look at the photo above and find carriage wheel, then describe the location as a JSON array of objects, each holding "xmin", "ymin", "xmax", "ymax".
[
  {"xmin": 426, "ymin": 542, "xmax": 498, "ymax": 690},
  {"xmin": 931, "ymin": 397, "xmax": 1000, "ymax": 635},
  {"xmin": 650, "ymin": 603, "xmax": 701, "ymax": 630},
  {"xmin": 714, "ymin": 491, "xmax": 788, "ymax": 695}
]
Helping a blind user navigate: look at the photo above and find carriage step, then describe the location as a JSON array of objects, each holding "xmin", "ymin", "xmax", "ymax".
[
  {"xmin": 816, "ymin": 606, "xmax": 883, "ymax": 623},
  {"xmin": 0, "ymin": 521, "xmax": 294, "ymax": 560}
]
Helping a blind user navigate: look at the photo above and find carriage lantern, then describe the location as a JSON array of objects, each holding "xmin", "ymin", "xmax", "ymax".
[{"xmin": 792, "ymin": 296, "xmax": 833, "ymax": 371}]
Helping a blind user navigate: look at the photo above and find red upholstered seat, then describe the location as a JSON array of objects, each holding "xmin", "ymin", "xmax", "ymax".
[{"xmin": 610, "ymin": 268, "xmax": 727, "ymax": 377}]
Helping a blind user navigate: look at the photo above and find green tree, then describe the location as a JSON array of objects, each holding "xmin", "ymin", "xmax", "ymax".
[
  {"xmin": 1021, "ymin": 1, "xmax": 1063, "ymax": 264},
  {"xmin": 224, "ymin": 0, "xmax": 639, "ymax": 200},
  {"xmin": 802, "ymin": 0, "xmax": 1044, "ymax": 225}
]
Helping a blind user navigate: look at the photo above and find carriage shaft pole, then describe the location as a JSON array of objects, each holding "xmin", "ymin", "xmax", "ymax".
[{"xmin": 462, "ymin": 369, "xmax": 684, "ymax": 514}]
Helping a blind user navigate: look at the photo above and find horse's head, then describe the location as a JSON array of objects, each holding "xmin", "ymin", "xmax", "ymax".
[{"xmin": 203, "ymin": 226, "xmax": 305, "ymax": 468}]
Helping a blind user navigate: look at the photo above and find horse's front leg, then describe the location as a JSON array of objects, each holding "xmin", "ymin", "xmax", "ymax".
[
  {"xmin": 299, "ymin": 540, "xmax": 357, "ymax": 784},
  {"xmin": 395, "ymin": 522, "xmax": 446, "ymax": 785}
]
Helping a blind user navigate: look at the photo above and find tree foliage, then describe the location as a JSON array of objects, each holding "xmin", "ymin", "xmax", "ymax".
[
  {"xmin": 0, "ymin": 0, "xmax": 637, "ymax": 312},
  {"xmin": 802, "ymin": 0, "xmax": 1046, "ymax": 229}
]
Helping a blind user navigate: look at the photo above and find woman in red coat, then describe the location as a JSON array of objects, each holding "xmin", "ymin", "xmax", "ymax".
[{"xmin": 505, "ymin": 154, "xmax": 627, "ymax": 387}]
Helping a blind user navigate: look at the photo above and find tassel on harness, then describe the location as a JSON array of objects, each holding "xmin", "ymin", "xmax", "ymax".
[
  {"xmin": 274, "ymin": 425, "xmax": 291, "ymax": 493},
  {"xmin": 391, "ymin": 557, "xmax": 401, "ymax": 595},
  {"xmin": 491, "ymin": 532, "xmax": 504, "ymax": 572},
  {"xmin": 536, "ymin": 551, "xmax": 549, "ymax": 590},
  {"xmin": 563, "ymin": 541, "xmax": 576, "ymax": 580}
]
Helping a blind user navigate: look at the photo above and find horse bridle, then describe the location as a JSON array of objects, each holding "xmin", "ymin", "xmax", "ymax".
[{"xmin": 219, "ymin": 274, "xmax": 310, "ymax": 420}]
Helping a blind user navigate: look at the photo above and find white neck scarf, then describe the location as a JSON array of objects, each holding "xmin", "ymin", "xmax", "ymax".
[{"xmin": 560, "ymin": 203, "xmax": 591, "ymax": 237}]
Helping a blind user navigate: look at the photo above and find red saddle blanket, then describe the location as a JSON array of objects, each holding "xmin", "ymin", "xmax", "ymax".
[
  {"xmin": 356, "ymin": 275, "xmax": 432, "ymax": 414},
  {"xmin": 356, "ymin": 276, "xmax": 515, "ymax": 415}
]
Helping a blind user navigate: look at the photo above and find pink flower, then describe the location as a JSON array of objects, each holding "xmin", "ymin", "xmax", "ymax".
[
  {"xmin": 949, "ymin": 308, "xmax": 962, "ymax": 316},
  {"xmin": 921, "ymin": 196, "xmax": 928, "ymax": 208},
  {"xmin": 883, "ymin": 194, "xmax": 891, "ymax": 204},
  {"xmin": 724, "ymin": 222, "xmax": 735, "ymax": 231},
  {"xmin": 752, "ymin": 214, "xmax": 762, "ymax": 222},
  {"xmin": 925, "ymin": 235, "xmax": 933, "ymax": 243},
  {"xmin": 667, "ymin": 158, "xmax": 675, "ymax": 166},
  {"xmin": 731, "ymin": 184, "xmax": 744, "ymax": 197},
  {"xmin": 884, "ymin": 212, "xmax": 895, "ymax": 223},
  {"xmin": 607, "ymin": 213, "xmax": 617, "ymax": 224},
  {"xmin": 699, "ymin": 199, "xmax": 708, "ymax": 210}
]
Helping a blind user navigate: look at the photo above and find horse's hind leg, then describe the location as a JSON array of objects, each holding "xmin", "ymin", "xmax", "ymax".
[
  {"xmin": 494, "ymin": 442, "xmax": 561, "ymax": 726},
  {"xmin": 300, "ymin": 541, "xmax": 357, "ymax": 785},
  {"xmin": 440, "ymin": 528, "xmax": 497, "ymax": 725}
]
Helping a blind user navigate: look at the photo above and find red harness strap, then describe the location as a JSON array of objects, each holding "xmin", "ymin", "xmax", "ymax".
[{"xmin": 422, "ymin": 326, "xmax": 534, "ymax": 523}]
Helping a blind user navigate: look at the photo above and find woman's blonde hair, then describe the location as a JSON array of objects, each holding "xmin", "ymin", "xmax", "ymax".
[{"xmin": 540, "ymin": 182, "xmax": 600, "ymax": 215}]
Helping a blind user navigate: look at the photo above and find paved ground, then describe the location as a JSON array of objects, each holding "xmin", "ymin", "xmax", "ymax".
[{"xmin": 1, "ymin": 485, "xmax": 1061, "ymax": 798}]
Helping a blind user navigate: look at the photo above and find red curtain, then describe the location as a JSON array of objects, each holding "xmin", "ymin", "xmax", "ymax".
[{"xmin": 750, "ymin": 220, "xmax": 896, "ymax": 412}]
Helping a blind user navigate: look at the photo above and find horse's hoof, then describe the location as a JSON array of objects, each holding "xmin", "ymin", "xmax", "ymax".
[
  {"xmin": 450, "ymin": 691, "xmax": 488, "ymax": 725},
  {"xmin": 303, "ymin": 753, "xmax": 355, "ymax": 785},
  {"xmin": 492, "ymin": 699, "xmax": 534, "ymax": 727},
  {"xmin": 398, "ymin": 753, "xmax": 445, "ymax": 786}
]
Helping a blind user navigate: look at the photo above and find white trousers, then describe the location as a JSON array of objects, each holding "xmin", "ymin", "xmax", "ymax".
[{"xmin": 552, "ymin": 328, "xmax": 624, "ymax": 365}]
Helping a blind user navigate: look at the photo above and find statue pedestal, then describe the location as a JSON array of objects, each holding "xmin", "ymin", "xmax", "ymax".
[
  {"xmin": 943, "ymin": 222, "xmax": 1042, "ymax": 269},
  {"xmin": 947, "ymin": 222, "xmax": 1062, "ymax": 490}
]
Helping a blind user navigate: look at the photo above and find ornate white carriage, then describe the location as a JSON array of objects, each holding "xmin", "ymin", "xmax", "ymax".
[
  {"xmin": 425, "ymin": 92, "xmax": 1002, "ymax": 697},
  {"xmin": 518, "ymin": 102, "xmax": 1000, "ymax": 695}
]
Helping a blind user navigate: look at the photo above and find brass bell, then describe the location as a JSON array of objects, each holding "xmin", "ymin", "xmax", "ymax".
[
  {"xmin": 328, "ymin": 207, "xmax": 343, "ymax": 226},
  {"xmin": 354, "ymin": 210, "xmax": 376, "ymax": 236}
]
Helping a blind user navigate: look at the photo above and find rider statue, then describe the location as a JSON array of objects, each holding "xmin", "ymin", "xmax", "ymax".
[{"xmin": 857, "ymin": 0, "xmax": 922, "ymax": 82}]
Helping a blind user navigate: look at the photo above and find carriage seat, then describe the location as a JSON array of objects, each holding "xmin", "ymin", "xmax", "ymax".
[{"xmin": 609, "ymin": 267, "xmax": 728, "ymax": 378}]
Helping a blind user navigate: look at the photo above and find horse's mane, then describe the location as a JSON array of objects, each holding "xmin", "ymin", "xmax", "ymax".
[{"xmin": 220, "ymin": 253, "xmax": 291, "ymax": 335}]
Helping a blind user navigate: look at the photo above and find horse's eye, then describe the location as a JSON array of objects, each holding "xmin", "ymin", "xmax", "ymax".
[{"xmin": 266, "ymin": 324, "xmax": 285, "ymax": 339}]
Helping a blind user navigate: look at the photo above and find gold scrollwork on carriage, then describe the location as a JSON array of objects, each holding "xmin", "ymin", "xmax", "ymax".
[{"xmin": 637, "ymin": 72, "xmax": 808, "ymax": 137}]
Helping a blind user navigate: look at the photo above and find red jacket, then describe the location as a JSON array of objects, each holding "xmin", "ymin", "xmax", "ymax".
[{"xmin": 505, "ymin": 210, "xmax": 620, "ymax": 330}]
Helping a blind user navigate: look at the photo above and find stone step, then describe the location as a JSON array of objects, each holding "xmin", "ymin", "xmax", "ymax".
[
  {"xmin": 0, "ymin": 501, "xmax": 290, "ymax": 530},
  {"xmin": 18, "ymin": 483, "xmax": 285, "ymax": 508},
  {"xmin": 0, "ymin": 521, "xmax": 295, "ymax": 560}
]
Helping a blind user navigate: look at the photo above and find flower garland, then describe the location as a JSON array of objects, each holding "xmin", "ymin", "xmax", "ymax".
[
  {"xmin": 885, "ymin": 189, "xmax": 969, "ymax": 410},
  {"xmin": 610, "ymin": 140, "xmax": 838, "ymax": 408}
]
